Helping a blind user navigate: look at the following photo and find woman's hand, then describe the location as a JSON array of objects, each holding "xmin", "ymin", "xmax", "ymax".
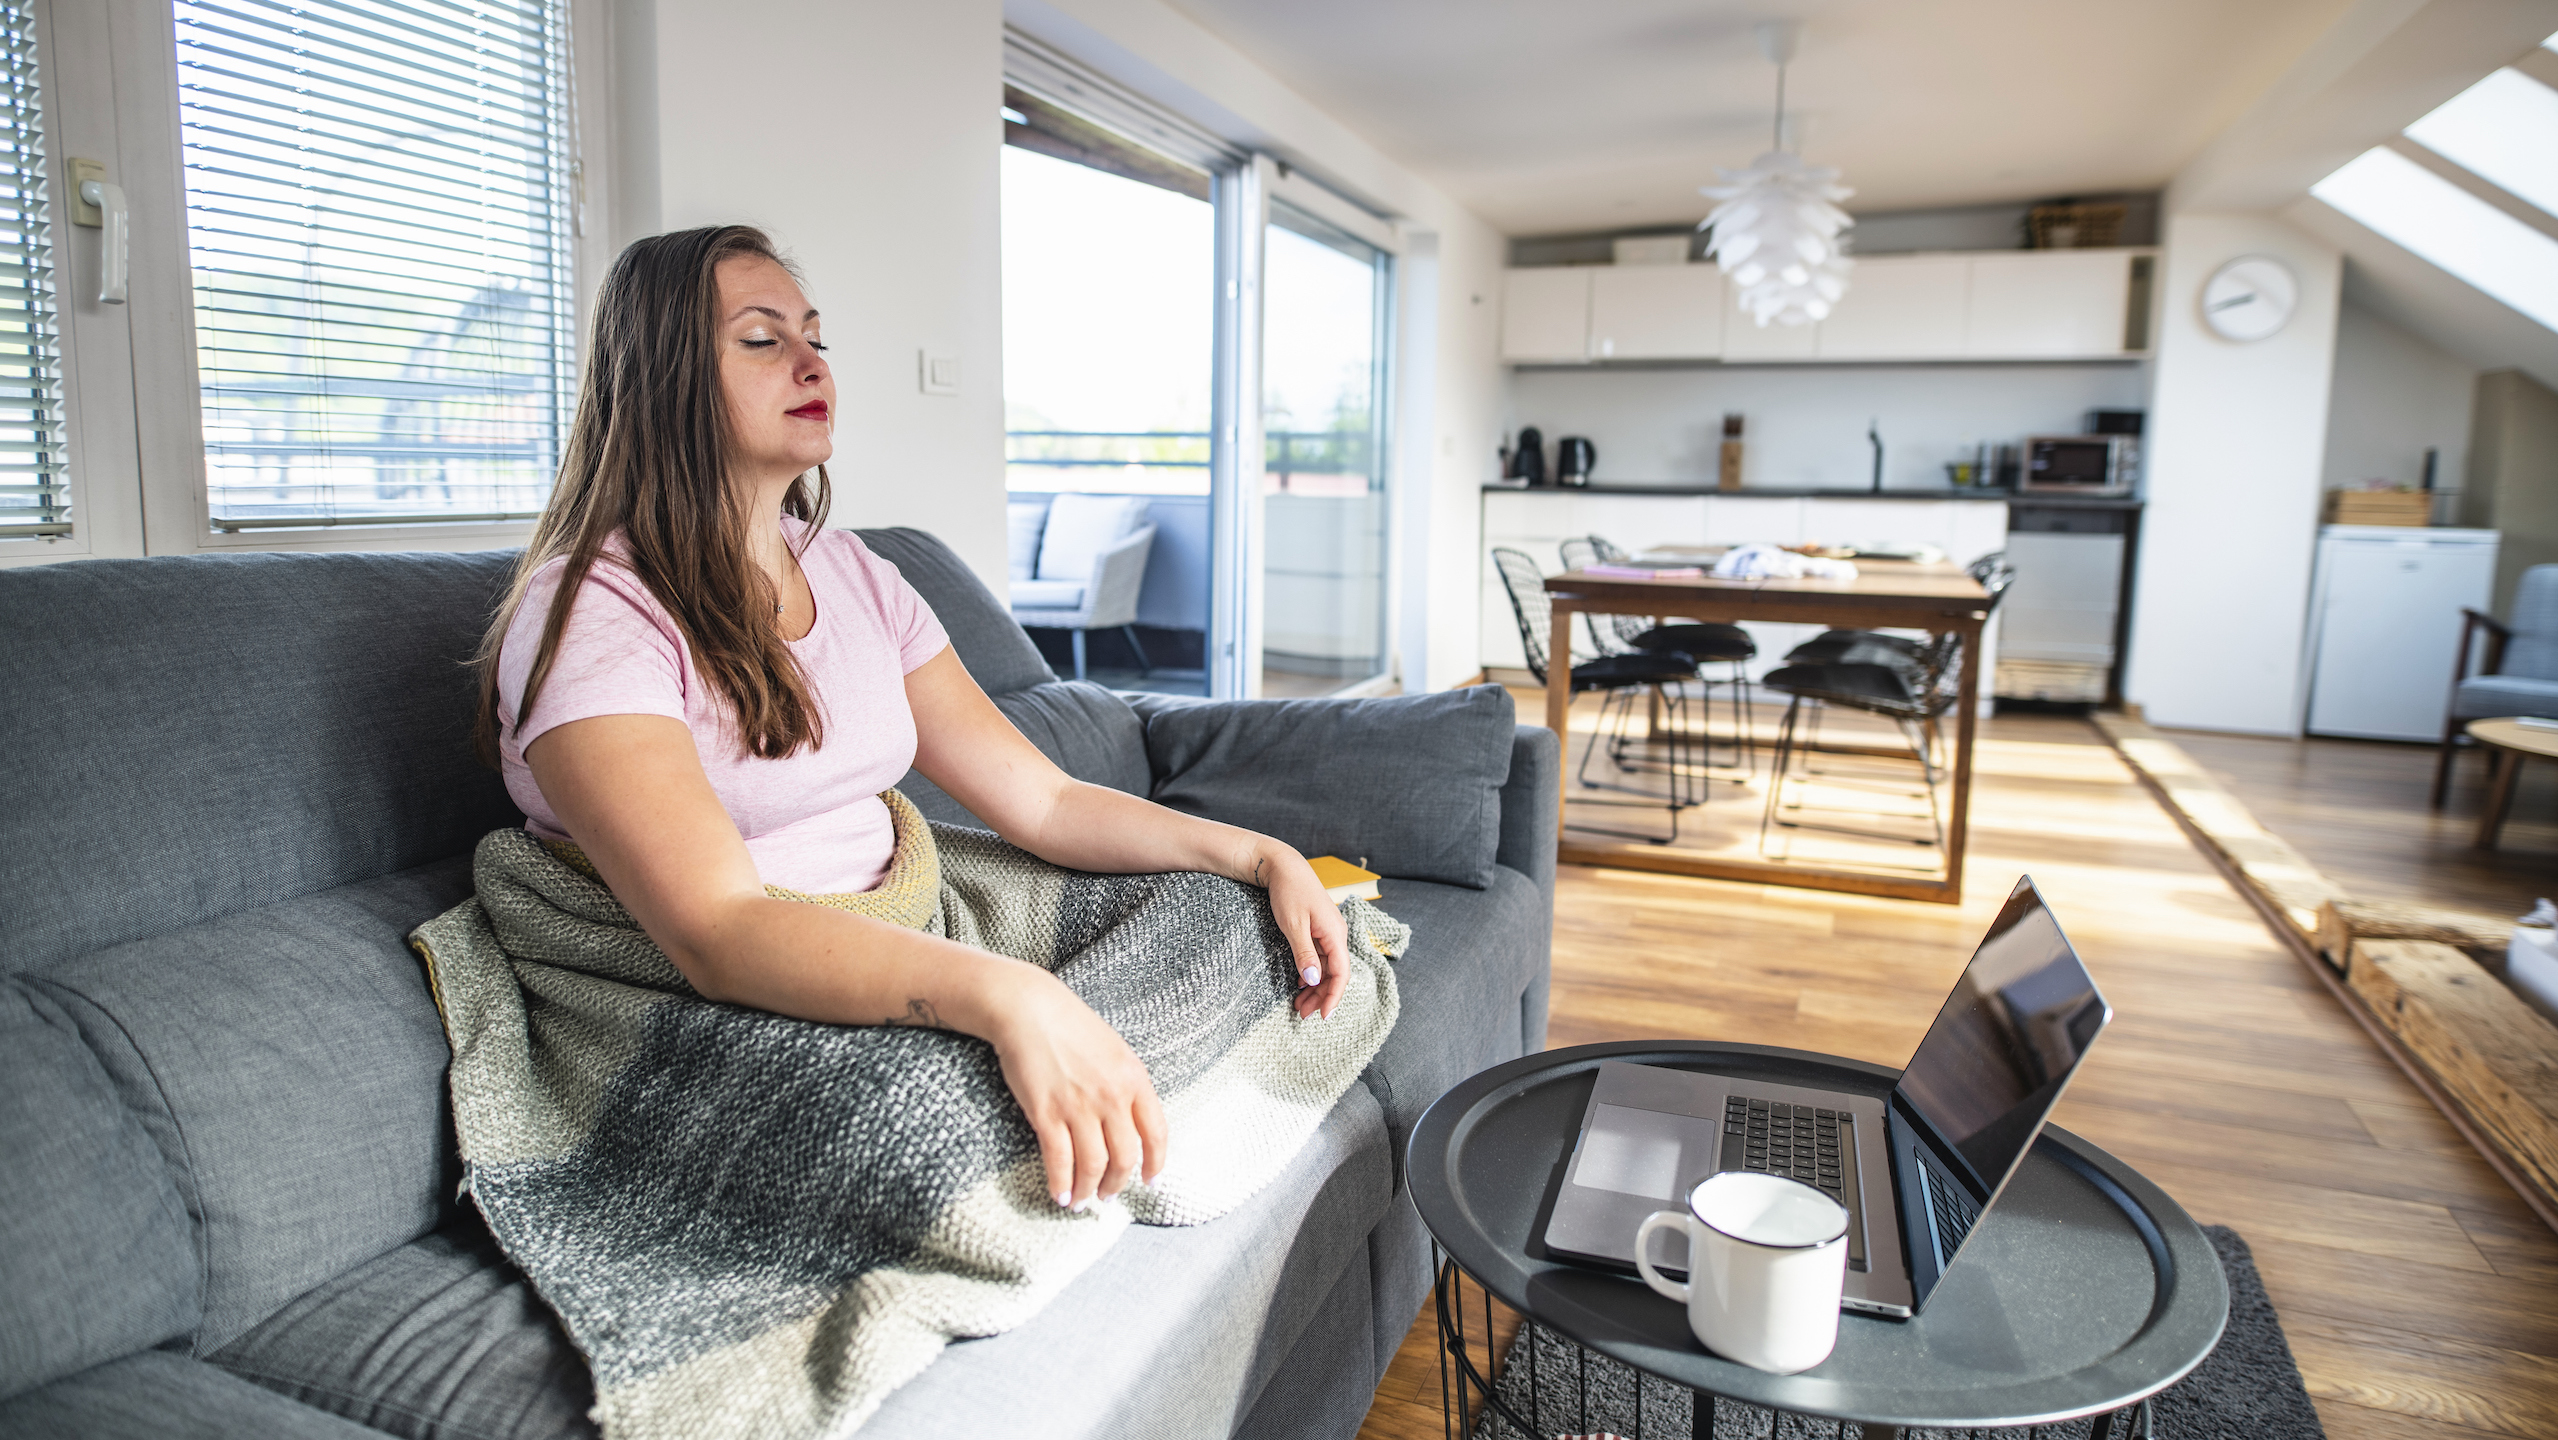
[
  {"xmin": 983, "ymin": 967, "xmax": 1169, "ymax": 1210},
  {"xmin": 1254, "ymin": 841, "xmax": 1351, "ymax": 1021}
]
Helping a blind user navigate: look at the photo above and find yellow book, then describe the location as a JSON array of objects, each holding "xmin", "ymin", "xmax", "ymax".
[{"xmin": 1306, "ymin": 855, "xmax": 1381, "ymax": 904}]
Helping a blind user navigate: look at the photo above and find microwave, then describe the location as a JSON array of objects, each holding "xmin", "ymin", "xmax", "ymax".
[{"xmin": 2021, "ymin": 434, "xmax": 2137, "ymax": 495}]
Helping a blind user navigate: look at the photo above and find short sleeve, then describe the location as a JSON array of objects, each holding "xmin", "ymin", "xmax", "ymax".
[
  {"xmin": 497, "ymin": 559, "xmax": 690, "ymax": 754},
  {"xmin": 823, "ymin": 530, "xmax": 949, "ymax": 674}
]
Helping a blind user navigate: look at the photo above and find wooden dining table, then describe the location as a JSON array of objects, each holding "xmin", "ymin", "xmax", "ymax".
[{"xmin": 1541, "ymin": 555, "xmax": 1992, "ymax": 904}]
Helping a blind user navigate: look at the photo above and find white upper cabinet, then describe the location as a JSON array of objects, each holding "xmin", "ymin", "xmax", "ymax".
[
  {"xmin": 1501, "ymin": 268, "xmax": 1594, "ymax": 362},
  {"xmin": 1814, "ymin": 255, "xmax": 1972, "ymax": 360},
  {"xmin": 1586, "ymin": 265, "xmax": 1723, "ymax": 360},
  {"xmin": 1966, "ymin": 251, "xmax": 2137, "ymax": 358},
  {"xmin": 1720, "ymin": 283, "xmax": 1820, "ymax": 360},
  {"xmin": 1498, "ymin": 249, "xmax": 2147, "ymax": 365}
]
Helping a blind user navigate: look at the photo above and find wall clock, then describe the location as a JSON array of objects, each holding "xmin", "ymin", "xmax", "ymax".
[{"xmin": 2200, "ymin": 255, "xmax": 2298, "ymax": 342}]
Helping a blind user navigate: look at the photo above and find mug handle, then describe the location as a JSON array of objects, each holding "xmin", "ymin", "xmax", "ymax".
[{"xmin": 1633, "ymin": 1210, "xmax": 1690, "ymax": 1303}]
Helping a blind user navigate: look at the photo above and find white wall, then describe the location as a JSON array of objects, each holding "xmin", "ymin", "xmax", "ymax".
[
  {"xmin": 1507, "ymin": 364, "xmax": 2150, "ymax": 492},
  {"xmin": 609, "ymin": 0, "xmax": 1011, "ymax": 591},
  {"xmin": 1009, "ymin": 0, "xmax": 1511, "ymax": 693},
  {"xmin": 2125, "ymin": 213, "xmax": 2343, "ymax": 735},
  {"xmin": 2320, "ymin": 299, "xmax": 2474, "ymax": 499}
]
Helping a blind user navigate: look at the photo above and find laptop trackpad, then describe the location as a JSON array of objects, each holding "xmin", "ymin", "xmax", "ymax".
[{"xmin": 1576, "ymin": 1104, "xmax": 1691, "ymax": 1198}]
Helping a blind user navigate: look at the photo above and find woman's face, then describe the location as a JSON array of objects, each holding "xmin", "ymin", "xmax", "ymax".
[{"xmin": 715, "ymin": 254, "xmax": 834, "ymax": 492}]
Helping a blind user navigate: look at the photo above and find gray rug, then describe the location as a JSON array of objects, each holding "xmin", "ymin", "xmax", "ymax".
[{"xmin": 1470, "ymin": 1227, "xmax": 2322, "ymax": 1440}]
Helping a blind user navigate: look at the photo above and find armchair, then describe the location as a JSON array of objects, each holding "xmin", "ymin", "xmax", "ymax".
[
  {"xmin": 2434, "ymin": 563, "xmax": 2558, "ymax": 805},
  {"xmin": 1010, "ymin": 493, "xmax": 1157, "ymax": 681}
]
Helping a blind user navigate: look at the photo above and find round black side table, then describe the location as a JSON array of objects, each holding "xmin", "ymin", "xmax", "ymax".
[{"xmin": 1407, "ymin": 1041, "xmax": 2230, "ymax": 1440}]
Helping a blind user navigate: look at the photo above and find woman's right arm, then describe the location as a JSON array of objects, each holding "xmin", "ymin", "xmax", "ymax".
[{"xmin": 524, "ymin": 713, "xmax": 1165, "ymax": 1209}]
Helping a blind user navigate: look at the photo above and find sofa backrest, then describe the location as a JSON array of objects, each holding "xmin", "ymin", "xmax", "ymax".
[
  {"xmin": 856, "ymin": 527, "xmax": 1055, "ymax": 697},
  {"xmin": 0, "ymin": 549, "xmax": 523, "ymax": 977}
]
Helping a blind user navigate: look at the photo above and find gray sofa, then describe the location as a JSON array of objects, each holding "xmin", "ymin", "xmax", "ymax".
[{"xmin": 0, "ymin": 528, "xmax": 1557, "ymax": 1440}]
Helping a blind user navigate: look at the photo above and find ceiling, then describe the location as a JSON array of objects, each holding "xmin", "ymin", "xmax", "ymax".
[{"xmin": 1165, "ymin": 0, "xmax": 2361, "ymax": 235}]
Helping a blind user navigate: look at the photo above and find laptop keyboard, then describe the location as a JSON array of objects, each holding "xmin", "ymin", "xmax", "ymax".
[{"xmin": 1724, "ymin": 1097, "xmax": 1847, "ymax": 1205}]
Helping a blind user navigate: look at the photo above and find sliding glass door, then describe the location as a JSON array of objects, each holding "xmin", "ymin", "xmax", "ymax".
[{"xmin": 1259, "ymin": 206, "xmax": 1389, "ymax": 696}]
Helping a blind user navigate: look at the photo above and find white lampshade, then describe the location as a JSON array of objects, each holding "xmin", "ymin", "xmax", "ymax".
[{"xmin": 1700, "ymin": 150, "xmax": 1855, "ymax": 327}]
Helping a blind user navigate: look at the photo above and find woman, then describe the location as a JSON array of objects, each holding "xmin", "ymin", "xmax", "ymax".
[{"xmin": 475, "ymin": 225, "xmax": 1347, "ymax": 1217}]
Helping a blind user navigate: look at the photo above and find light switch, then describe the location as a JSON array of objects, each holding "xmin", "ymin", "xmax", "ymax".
[{"xmin": 919, "ymin": 351, "xmax": 960, "ymax": 396}]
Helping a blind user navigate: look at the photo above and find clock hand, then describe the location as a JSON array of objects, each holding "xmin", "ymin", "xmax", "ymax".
[{"xmin": 2207, "ymin": 293, "xmax": 2259, "ymax": 312}]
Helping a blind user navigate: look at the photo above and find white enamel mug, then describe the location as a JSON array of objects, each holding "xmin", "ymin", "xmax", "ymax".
[{"xmin": 1634, "ymin": 1171, "xmax": 1850, "ymax": 1374}]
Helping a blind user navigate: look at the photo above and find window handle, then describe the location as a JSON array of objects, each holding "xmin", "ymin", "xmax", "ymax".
[{"xmin": 78, "ymin": 179, "xmax": 127, "ymax": 304}]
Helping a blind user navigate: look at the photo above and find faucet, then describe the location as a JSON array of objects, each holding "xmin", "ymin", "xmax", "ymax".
[{"xmin": 1868, "ymin": 419, "xmax": 1884, "ymax": 493}]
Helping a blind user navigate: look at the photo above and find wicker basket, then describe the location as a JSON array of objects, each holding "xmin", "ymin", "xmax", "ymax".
[
  {"xmin": 2323, "ymin": 490, "xmax": 2434, "ymax": 526},
  {"xmin": 2027, "ymin": 203, "xmax": 2128, "ymax": 250}
]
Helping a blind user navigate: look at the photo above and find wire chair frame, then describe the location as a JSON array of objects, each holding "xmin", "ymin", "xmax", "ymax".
[
  {"xmin": 1494, "ymin": 547, "xmax": 1707, "ymax": 845},
  {"xmin": 1564, "ymin": 535, "xmax": 1761, "ymax": 783}
]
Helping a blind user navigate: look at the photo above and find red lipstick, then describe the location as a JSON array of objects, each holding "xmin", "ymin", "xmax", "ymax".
[{"xmin": 787, "ymin": 400, "xmax": 829, "ymax": 422}]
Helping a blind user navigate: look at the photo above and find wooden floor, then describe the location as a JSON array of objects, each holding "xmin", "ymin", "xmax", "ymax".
[
  {"xmin": 1354, "ymin": 704, "xmax": 2558, "ymax": 1440},
  {"xmin": 2167, "ymin": 727, "xmax": 2558, "ymax": 920}
]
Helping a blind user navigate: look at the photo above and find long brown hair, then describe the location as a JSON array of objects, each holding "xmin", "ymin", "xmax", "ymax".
[{"xmin": 474, "ymin": 225, "xmax": 831, "ymax": 766}]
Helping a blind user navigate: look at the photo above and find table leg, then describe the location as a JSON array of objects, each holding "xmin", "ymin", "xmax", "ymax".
[
  {"xmin": 2477, "ymin": 746, "xmax": 2521, "ymax": 849},
  {"xmin": 1940, "ymin": 615, "xmax": 1983, "ymax": 904},
  {"xmin": 1546, "ymin": 600, "xmax": 1575, "ymax": 857}
]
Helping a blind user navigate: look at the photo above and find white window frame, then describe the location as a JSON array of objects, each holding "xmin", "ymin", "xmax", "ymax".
[
  {"xmin": 0, "ymin": 0, "xmax": 145, "ymax": 569},
  {"xmin": 97, "ymin": 0, "xmax": 610, "ymax": 558}
]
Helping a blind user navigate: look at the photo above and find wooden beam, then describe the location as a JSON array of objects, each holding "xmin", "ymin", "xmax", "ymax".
[
  {"xmin": 2092, "ymin": 712, "xmax": 2350, "ymax": 937},
  {"xmin": 2316, "ymin": 898, "xmax": 2515, "ymax": 974},
  {"xmin": 2349, "ymin": 939, "xmax": 2558, "ymax": 1217}
]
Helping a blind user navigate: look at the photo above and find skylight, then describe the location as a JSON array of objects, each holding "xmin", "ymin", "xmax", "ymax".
[
  {"xmin": 2312, "ymin": 147, "xmax": 2558, "ymax": 330},
  {"xmin": 2402, "ymin": 67, "xmax": 2558, "ymax": 218}
]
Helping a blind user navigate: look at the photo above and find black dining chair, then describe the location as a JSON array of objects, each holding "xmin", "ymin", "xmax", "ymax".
[
  {"xmin": 1755, "ymin": 553, "xmax": 2013, "ymax": 863},
  {"xmin": 1560, "ymin": 534, "xmax": 1760, "ymax": 777},
  {"xmin": 1493, "ymin": 547, "xmax": 1706, "ymax": 844}
]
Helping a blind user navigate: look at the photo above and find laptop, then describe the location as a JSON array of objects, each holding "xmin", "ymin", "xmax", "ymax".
[{"xmin": 1540, "ymin": 875, "xmax": 2110, "ymax": 1318}]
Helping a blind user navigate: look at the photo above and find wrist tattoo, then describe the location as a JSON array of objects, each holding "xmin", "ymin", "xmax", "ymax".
[
  {"xmin": 884, "ymin": 998, "xmax": 945, "ymax": 1030},
  {"xmin": 1251, "ymin": 857, "xmax": 1266, "ymax": 888}
]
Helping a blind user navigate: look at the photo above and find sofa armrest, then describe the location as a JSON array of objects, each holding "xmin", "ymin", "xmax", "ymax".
[
  {"xmin": 1082, "ymin": 527, "xmax": 1155, "ymax": 630},
  {"xmin": 1495, "ymin": 724, "xmax": 1560, "ymax": 897}
]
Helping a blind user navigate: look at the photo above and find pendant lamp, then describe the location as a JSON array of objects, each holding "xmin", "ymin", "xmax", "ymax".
[{"xmin": 1700, "ymin": 23, "xmax": 1854, "ymax": 327}]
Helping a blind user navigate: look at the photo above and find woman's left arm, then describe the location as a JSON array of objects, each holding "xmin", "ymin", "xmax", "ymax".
[{"xmin": 906, "ymin": 647, "xmax": 1348, "ymax": 1020}]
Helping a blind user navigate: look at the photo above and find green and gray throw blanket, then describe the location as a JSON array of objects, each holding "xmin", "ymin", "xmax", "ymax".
[{"xmin": 410, "ymin": 791, "xmax": 1405, "ymax": 1440}]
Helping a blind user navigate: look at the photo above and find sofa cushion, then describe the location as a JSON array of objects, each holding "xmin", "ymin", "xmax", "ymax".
[
  {"xmin": 855, "ymin": 527, "xmax": 1055, "ymax": 698},
  {"xmin": 864, "ymin": 1083, "xmax": 1391, "ymax": 1439},
  {"xmin": 895, "ymin": 682, "xmax": 1152, "ymax": 831},
  {"xmin": 0, "ymin": 984, "xmax": 200, "ymax": 1401},
  {"xmin": 1352, "ymin": 866, "xmax": 1549, "ymax": 1172},
  {"xmin": 26, "ymin": 858, "xmax": 476, "ymax": 1353},
  {"xmin": 1034, "ymin": 494, "xmax": 1147, "ymax": 584},
  {"xmin": 0, "ymin": 550, "xmax": 522, "ymax": 977},
  {"xmin": 210, "ymin": 1221, "xmax": 594, "ymax": 1440},
  {"xmin": 1144, "ymin": 685, "xmax": 1517, "ymax": 889},
  {"xmin": 1006, "ymin": 500, "xmax": 1048, "ymax": 584},
  {"xmin": 0, "ymin": 1350, "xmax": 393, "ymax": 1440},
  {"xmin": 1010, "ymin": 578, "xmax": 1084, "ymax": 610}
]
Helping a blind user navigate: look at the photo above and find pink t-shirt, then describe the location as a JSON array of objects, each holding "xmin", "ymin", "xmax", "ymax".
[{"xmin": 496, "ymin": 521, "xmax": 951, "ymax": 895}]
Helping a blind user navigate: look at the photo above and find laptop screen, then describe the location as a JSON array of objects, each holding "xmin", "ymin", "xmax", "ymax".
[{"xmin": 1893, "ymin": 877, "xmax": 2110, "ymax": 1203}]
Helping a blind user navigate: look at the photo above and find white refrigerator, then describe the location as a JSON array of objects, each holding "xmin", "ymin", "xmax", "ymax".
[{"xmin": 2304, "ymin": 525, "xmax": 2498, "ymax": 741}]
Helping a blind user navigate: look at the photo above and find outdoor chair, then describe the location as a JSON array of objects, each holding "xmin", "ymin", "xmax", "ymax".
[
  {"xmin": 1494, "ymin": 546, "xmax": 1705, "ymax": 844},
  {"xmin": 1010, "ymin": 493, "xmax": 1157, "ymax": 681},
  {"xmin": 2434, "ymin": 563, "xmax": 2558, "ymax": 805}
]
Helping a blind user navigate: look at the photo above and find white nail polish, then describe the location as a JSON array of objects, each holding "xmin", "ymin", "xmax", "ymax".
[
  {"xmin": 1302, "ymin": 965, "xmax": 1321, "ymax": 986},
  {"xmin": 1054, "ymin": 1191, "xmax": 1072, "ymax": 1209}
]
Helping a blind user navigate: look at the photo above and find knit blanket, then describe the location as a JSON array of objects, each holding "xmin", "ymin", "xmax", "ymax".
[{"xmin": 409, "ymin": 791, "xmax": 1405, "ymax": 1439}]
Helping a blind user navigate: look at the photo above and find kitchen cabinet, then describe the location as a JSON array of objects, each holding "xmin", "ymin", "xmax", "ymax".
[
  {"xmin": 1967, "ymin": 251, "xmax": 2136, "ymax": 358},
  {"xmin": 1720, "ymin": 285, "xmax": 1821, "ymax": 360},
  {"xmin": 1500, "ymin": 268, "xmax": 1594, "ymax": 362},
  {"xmin": 1814, "ymin": 255, "xmax": 1971, "ymax": 360},
  {"xmin": 1587, "ymin": 265, "xmax": 1723, "ymax": 360},
  {"xmin": 1499, "ymin": 248, "xmax": 2153, "ymax": 366}
]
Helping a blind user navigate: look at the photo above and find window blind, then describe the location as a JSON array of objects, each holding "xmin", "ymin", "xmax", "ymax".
[
  {"xmin": 177, "ymin": 0, "xmax": 574, "ymax": 532},
  {"xmin": 0, "ymin": 0, "xmax": 66, "ymax": 540}
]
